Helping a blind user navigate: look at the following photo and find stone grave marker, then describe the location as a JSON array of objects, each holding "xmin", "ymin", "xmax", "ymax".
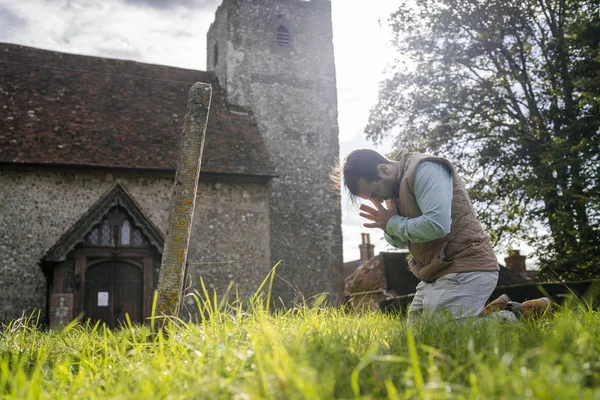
[{"xmin": 155, "ymin": 82, "xmax": 212, "ymax": 319}]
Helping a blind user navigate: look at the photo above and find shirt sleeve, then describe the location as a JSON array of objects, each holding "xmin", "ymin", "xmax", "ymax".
[
  {"xmin": 384, "ymin": 231, "xmax": 407, "ymax": 248},
  {"xmin": 385, "ymin": 161, "xmax": 453, "ymax": 243}
]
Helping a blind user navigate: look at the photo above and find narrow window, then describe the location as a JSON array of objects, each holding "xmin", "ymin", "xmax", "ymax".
[
  {"xmin": 86, "ymin": 227, "xmax": 99, "ymax": 245},
  {"xmin": 121, "ymin": 220, "xmax": 131, "ymax": 245},
  {"xmin": 133, "ymin": 229, "xmax": 144, "ymax": 246},
  {"xmin": 277, "ymin": 25, "xmax": 290, "ymax": 47},
  {"xmin": 213, "ymin": 42, "xmax": 218, "ymax": 67},
  {"xmin": 100, "ymin": 219, "xmax": 111, "ymax": 245}
]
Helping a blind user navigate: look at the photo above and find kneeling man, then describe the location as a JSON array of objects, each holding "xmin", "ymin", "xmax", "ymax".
[{"xmin": 341, "ymin": 148, "xmax": 499, "ymax": 322}]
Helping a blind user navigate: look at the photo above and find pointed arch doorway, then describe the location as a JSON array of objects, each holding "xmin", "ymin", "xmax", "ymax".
[{"xmin": 42, "ymin": 184, "xmax": 164, "ymax": 329}]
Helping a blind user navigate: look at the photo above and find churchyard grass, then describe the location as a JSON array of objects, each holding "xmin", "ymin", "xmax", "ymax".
[{"xmin": 1, "ymin": 276, "xmax": 600, "ymax": 399}]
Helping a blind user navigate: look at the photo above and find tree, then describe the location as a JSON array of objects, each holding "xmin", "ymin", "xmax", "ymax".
[{"xmin": 366, "ymin": 0, "xmax": 600, "ymax": 279}]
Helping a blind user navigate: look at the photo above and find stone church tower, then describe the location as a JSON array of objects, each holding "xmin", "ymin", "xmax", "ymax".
[{"xmin": 206, "ymin": 0, "xmax": 343, "ymax": 302}]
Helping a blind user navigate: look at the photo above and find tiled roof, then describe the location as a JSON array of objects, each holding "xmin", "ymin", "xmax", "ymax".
[
  {"xmin": 344, "ymin": 252, "xmax": 420, "ymax": 296},
  {"xmin": 0, "ymin": 43, "xmax": 275, "ymax": 176},
  {"xmin": 342, "ymin": 260, "xmax": 362, "ymax": 279}
]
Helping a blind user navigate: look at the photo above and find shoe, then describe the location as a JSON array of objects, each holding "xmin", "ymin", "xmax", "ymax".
[
  {"xmin": 521, "ymin": 297, "xmax": 552, "ymax": 318},
  {"xmin": 481, "ymin": 294, "xmax": 511, "ymax": 316},
  {"xmin": 504, "ymin": 301, "xmax": 523, "ymax": 318}
]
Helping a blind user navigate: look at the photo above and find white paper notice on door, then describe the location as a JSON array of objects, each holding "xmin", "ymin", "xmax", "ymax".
[{"xmin": 98, "ymin": 292, "xmax": 109, "ymax": 307}]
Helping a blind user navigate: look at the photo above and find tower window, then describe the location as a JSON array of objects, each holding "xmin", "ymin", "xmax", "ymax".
[
  {"xmin": 214, "ymin": 42, "xmax": 218, "ymax": 67},
  {"xmin": 277, "ymin": 25, "xmax": 290, "ymax": 47}
]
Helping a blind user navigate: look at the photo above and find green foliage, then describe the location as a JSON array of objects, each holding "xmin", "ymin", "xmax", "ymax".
[
  {"xmin": 366, "ymin": 0, "xmax": 600, "ymax": 279},
  {"xmin": 1, "ymin": 296, "xmax": 600, "ymax": 398}
]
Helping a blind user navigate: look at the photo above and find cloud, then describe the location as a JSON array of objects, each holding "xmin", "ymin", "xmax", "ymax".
[
  {"xmin": 0, "ymin": 5, "xmax": 27, "ymax": 41},
  {"xmin": 151, "ymin": 29, "xmax": 194, "ymax": 39},
  {"xmin": 119, "ymin": 0, "xmax": 220, "ymax": 10},
  {"xmin": 97, "ymin": 45, "xmax": 142, "ymax": 60}
]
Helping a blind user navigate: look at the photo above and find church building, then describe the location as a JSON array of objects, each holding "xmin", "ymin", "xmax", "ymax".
[{"xmin": 0, "ymin": 0, "xmax": 343, "ymax": 327}]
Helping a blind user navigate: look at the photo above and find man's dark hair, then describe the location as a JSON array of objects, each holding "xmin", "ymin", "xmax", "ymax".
[{"xmin": 342, "ymin": 149, "xmax": 391, "ymax": 196}]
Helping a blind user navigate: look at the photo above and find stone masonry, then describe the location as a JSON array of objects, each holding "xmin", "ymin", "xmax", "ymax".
[
  {"xmin": 0, "ymin": 166, "xmax": 270, "ymax": 322},
  {"xmin": 207, "ymin": 0, "xmax": 343, "ymax": 303}
]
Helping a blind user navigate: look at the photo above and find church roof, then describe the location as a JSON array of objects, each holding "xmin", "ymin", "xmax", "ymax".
[{"xmin": 0, "ymin": 43, "xmax": 275, "ymax": 177}]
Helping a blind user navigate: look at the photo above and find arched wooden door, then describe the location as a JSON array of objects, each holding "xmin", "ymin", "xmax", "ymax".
[{"xmin": 84, "ymin": 261, "xmax": 143, "ymax": 327}]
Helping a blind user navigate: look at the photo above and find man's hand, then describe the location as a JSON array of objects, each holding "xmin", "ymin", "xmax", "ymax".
[{"xmin": 359, "ymin": 199, "xmax": 398, "ymax": 230}]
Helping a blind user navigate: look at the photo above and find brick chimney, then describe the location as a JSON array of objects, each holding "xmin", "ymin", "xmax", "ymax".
[
  {"xmin": 359, "ymin": 233, "xmax": 375, "ymax": 262},
  {"xmin": 504, "ymin": 249, "xmax": 526, "ymax": 273}
]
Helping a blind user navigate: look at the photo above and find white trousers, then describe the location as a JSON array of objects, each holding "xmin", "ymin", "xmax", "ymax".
[{"xmin": 407, "ymin": 271, "xmax": 499, "ymax": 323}]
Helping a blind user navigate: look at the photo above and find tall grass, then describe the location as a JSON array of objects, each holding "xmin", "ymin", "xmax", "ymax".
[{"xmin": 1, "ymin": 270, "xmax": 599, "ymax": 399}]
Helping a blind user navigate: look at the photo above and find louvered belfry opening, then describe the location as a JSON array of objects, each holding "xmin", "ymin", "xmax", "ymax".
[{"xmin": 277, "ymin": 25, "xmax": 290, "ymax": 46}]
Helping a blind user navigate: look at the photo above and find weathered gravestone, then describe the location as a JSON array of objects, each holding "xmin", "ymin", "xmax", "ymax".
[{"xmin": 155, "ymin": 82, "xmax": 212, "ymax": 319}]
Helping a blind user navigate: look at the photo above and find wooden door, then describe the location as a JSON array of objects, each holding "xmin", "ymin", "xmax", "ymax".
[{"xmin": 84, "ymin": 261, "xmax": 143, "ymax": 327}]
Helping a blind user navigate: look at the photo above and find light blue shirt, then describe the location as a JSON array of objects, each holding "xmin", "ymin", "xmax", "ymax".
[{"xmin": 384, "ymin": 161, "xmax": 453, "ymax": 247}]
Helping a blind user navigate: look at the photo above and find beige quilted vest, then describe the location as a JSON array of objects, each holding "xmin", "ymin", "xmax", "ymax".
[{"xmin": 393, "ymin": 150, "xmax": 499, "ymax": 282}]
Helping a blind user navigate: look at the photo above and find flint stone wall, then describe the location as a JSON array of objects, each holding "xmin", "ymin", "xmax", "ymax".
[{"xmin": 0, "ymin": 166, "xmax": 270, "ymax": 323}]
